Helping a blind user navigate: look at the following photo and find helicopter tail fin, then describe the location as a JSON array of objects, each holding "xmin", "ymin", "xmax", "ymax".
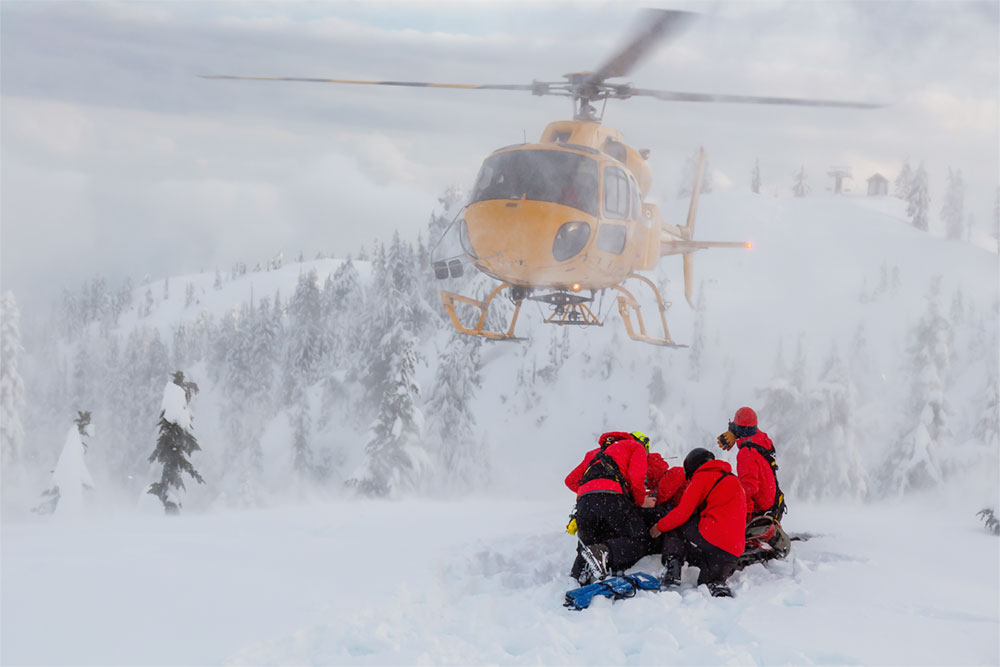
[
  {"xmin": 682, "ymin": 147, "xmax": 706, "ymax": 240},
  {"xmin": 680, "ymin": 147, "xmax": 705, "ymax": 307}
]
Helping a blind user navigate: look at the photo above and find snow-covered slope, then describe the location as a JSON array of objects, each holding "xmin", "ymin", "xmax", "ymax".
[{"xmin": 3, "ymin": 191, "xmax": 998, "ymax": 664}]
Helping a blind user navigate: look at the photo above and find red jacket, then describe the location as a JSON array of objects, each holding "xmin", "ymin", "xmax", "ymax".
[
  {"xmin": 655, "ymin": 460, "xmax": 746, "ymax": 557},
  {"xmin": 646, "ymin": 453, "xmax": 687, "ymax": 508},
  {"xmin": 736, "ymin": 430, "xmax": 778, "ymax": 516},
  {"xmin": 565, "ymin": 432, "xmax": 648, "ymax": 506}
]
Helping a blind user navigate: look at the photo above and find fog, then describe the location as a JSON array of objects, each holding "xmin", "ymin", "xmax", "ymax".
[{"xmin": 2, "ymin": 1, "xmax": 997, "ymax": 311}]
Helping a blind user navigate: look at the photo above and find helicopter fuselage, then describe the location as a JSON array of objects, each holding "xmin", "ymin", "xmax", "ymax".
[{"xmin": 460, "ymin": 120, "xmax": 663, "ymax": 292}]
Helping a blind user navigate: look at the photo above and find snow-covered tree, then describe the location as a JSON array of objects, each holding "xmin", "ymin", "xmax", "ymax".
[
  {"xmin": 349, "ymin": 338, "xmax": 428, "ymax": 497},
  {"xmin": 906, "ymin": 162, "xmax": 930, "ymax": 231},
  {"xmin": 894, "ymin": 159, "xmax": 913, "ymax": 200},
  {"xmin": 879, "ymin": 277, "xmax": 952, "ymax": 495},
  {"xmin": 425, "ymin": 332, "xmax": 486, "ymax": 492},
  {"xmin": 941, "ymin": 167, "xmax": 965, "ymax": 240},
  {"xmin": 34, "ymin": 413, "xmax": 95, "ymax": 516},
  {"xmin": 800, "ymin": 345, "xmax": 868, "ymax": 500},
  {"xmin": 291, "ymin": 400, "xmax": 313, "ymax": 477},
  {"xmin": 751, "ymin": 158, "xmax": 761, "ymax": 194},
  {"xmin": 148, "ymin": 371, "xmax": 204, "ymax": 514},
  {"xmin": 648, "ymin": 365, "xmax": 667, "ymax": 405},
  {"xmin": 757, "ymin": 337, "xmax": 811, "ymax": 500},
  {"xmin": 1, "ymin": 291, "xmax": 26, "ymax": 468},
  {"xmin": 792, "ymin": 165, "xmax": 809, "ymax": 197},
  {"xmin": 284, "ymin": 269, "xmax": 328, "ymax": 401},
  {"xmin": 688, "ymin": 283, "xmax": 707, "ymax": 380}
]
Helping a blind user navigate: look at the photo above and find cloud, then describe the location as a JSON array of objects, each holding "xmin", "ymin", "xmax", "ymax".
[{"xmin": 1, "ymin": 1, "xmax": 997, "ymax": 311}]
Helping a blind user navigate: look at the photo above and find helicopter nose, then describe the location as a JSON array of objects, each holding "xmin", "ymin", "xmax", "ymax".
[{"xmin": 552, "ymin": 221, "xmax": 591, "ymax": 261}]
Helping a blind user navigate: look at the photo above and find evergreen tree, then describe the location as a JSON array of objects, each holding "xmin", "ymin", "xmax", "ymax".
[
  {"xmin": 284, "ymin": 269, "xmax": 327, "ymax": 401},
  {"xmin": 894, "ymin": 158, "xmax": 913, "ymax": 200},
  {"xmin": 906, "ymin": 162, "xmax": 930, "ymax": 231},
  {"xmin": 425, "ymin": 332, "xmax": 486, "ymax": 492},
  {"xmin": 757, "ymin": 337, "xmax": 811, "ymax": 500},
  {"xmin": 801, "ymin": 345, "xmax": 868, "ymax": 500},
  {"xmin": 324, "ymin": 257, "xmax": 363, "ymax": 367},
  {"xmin": 941, "ymin": 167, "xmax": 965, "ymax": 240},
  {"xmin": 34, "ymin": 414, "xmax": 95, "ymax": 516},
  {"xmin": 751, "ymin": 158, "xmax": 761, "ymax": 194},
  {"xmin": 792, "ymin": 165, "xmax": 809, "ymax": 197},
  {"xmin": 1, "ymin": 291, "xmax": 26, "ymax": 468},
  {"xmin": 349, "ymin": 338, "xmax": 428, "ymax": 497},
  {"xmin": 291, "ymin": 400, "xmax": 313, "ymax": 477},
  {"xmin": 148, "ymin": 371, "xmax": 204, "ymax": 514},
  {"xmin": 879, "ymin": 277, "xmax": 952, "ymax": 495},
  {"xmin": 648, "ymin": 366, "xmax": 667, "ymax": 405},
  {"xmin": 688, "ymin": 283, "xmax": 707, "ymax": 380}
]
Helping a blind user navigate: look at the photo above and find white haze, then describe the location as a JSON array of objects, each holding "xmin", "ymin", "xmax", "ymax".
[
  {"xmin": 1, "ymin": 188, "xmax": 997, "ymax": 664},
  {"xmin": 1, "ymin": 1, "xmax": 998, "ymax": 310}
]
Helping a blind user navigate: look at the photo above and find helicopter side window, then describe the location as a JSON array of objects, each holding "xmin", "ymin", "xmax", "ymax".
[
  {"xmin": 603, "ymin": 166, "xmax": 630, "ymax": 220},
  {"xmin": 597, "ymin": 224, "xmax": 627, "ymax": 254},
  {"xmin": 632, "ymin": 181, "xmax": 644, "ymax": 223},
  {"xmin": 604, "ymin": 139, "xmax": 627, "ymax": 164}
]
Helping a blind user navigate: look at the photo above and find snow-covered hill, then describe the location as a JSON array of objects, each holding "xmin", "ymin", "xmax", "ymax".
[{"xmin": 2, "ymin": 190, "xmax": 998, "ymax": 664}]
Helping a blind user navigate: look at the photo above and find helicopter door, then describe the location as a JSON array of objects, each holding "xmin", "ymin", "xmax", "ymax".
[{"xmin": 597, "ymin": 166, "xmax": 629, "ymax": 254}]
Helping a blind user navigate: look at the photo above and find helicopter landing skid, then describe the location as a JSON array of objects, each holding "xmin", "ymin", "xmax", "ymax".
[
  {"xmin": 440, "ymin": 283, "xmax": 527, "ymax": 341},
  {"xmin": 612, "ymin": 274, "xmax": 686, "ymax": 348}
]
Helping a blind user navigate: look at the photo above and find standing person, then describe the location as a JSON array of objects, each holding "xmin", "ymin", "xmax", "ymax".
[
  {"xmin": 650, "ymin": 448, "xmax": 746, "ymax": 597},
  {"xmin": 716, "ymin": 407, "xmax": 786, "ymax": 521},
  {"xmin": 565, "ymin": 431, "xmax": 650, "ymax": 584}
]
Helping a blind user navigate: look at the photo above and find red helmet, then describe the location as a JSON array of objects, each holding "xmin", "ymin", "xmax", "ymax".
[{"xmin": 733, "ymin": 407, "xmax": 758, "ymax": 428}]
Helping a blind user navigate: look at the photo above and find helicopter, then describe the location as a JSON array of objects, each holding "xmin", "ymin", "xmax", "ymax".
[{"xmin": 202, "ymin": 9, "xmax": 878, "ymax": 346}]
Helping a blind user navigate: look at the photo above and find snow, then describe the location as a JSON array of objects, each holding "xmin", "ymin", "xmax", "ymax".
[
  {"xmin": 2, "ymin": 498, "xmax": 996, "ymax": 665},
  {"xmin": 160, "ymin": 381, "xmax": 192, "ymax": 430},
  {"xmin": 44, "ymin": 426, "xmax": 95, "ymax": 516},
  {"xmin": 2, "ymin": 189, "xmax": 998, "ymax": 663}
]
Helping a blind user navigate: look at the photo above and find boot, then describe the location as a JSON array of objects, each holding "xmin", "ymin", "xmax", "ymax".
[
  {"xmin": 659, "ymin": 555, "xmax": 682, "ymax": 587},
  {"xmin": 584, "ymin": 543, "xmax": 611, "ymax": 581},
  {"xmin": 570, "ymin": 552, "xmax": 592, "ymax": 586},
  {"xmin": 707, "ymin": 581, "xmax": 733, "ymax": 598}
]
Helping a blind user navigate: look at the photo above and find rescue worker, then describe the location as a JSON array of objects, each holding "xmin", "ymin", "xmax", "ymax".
[
  {"xmin": 649, "ymin": 448, "xmax": 746, "ymax": 597},
  {"xmin": 716, "ymin": 407, "xmax": 785, "ymax": 522},
  {"xmin": 640, "ymin": 444, "xmax": 688, "ymax": 557},
  {"xmin": 565, "ymin": 431, "xmax": 650, "ymax": 584}
]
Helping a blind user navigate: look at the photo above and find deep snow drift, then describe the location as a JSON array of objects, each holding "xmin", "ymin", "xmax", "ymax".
[{"xmin": 3, "ymin": 498, "xmax": 997, "ymax": 665}]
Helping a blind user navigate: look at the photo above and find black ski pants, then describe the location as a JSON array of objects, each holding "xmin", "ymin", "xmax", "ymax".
[
  {"xmin": 574, "ymin": 491, "xmax": 649, "ymax": 573},
  {"xmin": 661, "ymin": 514, "xmax": 738, "ymax": 586}
]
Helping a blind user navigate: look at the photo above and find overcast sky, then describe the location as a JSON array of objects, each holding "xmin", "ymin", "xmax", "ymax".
[{"xmin": 2, "ymin": 1, "xmax": 997, "ymax": 312}]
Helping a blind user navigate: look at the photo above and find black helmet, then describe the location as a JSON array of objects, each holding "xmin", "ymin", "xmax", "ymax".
[{"xmin": 683, "ymin": 448, "xmax": 715, "ymax": 480}]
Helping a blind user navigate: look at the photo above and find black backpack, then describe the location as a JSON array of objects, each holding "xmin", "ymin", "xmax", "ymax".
[
  {"xmin": 579, "ymin": 443, "xmax": 630, "ymax": 496},
  {"xmin": 737, "ymin": 441, "xmax": 787, "ymax": 520}
]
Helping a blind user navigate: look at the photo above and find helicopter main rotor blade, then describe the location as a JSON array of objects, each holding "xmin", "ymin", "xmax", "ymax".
[
  {"xmin": 628, "ymin": 87, "xmax": 882, "ymax": 109},
  {"xmin": 199, "ymin": 74, "xmax": 537, "ymax": 92},
  {"xmin": 588, "ymin": 9, "xmax": 696, "ymax": 84}
]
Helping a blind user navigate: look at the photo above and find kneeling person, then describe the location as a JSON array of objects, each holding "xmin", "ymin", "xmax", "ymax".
[
  {"xmin": 649, "ymin": 448, "xmax": 746, "ymax": 597},
  {"xmin": 566, "ymin": 431, "xmax": 650, "ymax": 583}
]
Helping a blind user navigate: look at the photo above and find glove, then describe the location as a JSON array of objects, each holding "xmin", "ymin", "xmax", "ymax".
[
  {"xmin": 717, "ymin": 431, "xmax": 736, "ymax": 450},
  {"xmin": 566, "ymin": 517, "xmax": 578, "ymax": 535}
]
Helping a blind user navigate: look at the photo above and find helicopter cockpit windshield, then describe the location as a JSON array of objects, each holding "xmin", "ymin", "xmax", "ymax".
[{"xmin": 470, "ymin": 149, "xmax": 599, "ymax": 217}]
